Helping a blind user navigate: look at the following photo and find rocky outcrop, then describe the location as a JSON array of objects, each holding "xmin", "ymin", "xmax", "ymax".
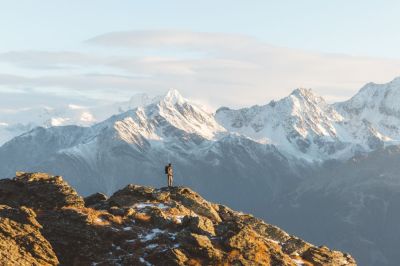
[
  {"xmin": 0, "ymin": 205, "xmax": 59, "ymax": 265},
  {"xmin": 0, "ymin": 172, "xmax": 84, "ymax": 210},
  {"xmin": 0, "ymin": 172, "xmax": 357, "ymax": 265}
]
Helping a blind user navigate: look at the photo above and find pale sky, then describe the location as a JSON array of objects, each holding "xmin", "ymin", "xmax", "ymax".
[{"xmin": 1, "ymin": 0, "xmax": 400, "ymax": 109}]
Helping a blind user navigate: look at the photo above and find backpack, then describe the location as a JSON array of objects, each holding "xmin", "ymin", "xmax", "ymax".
[{"xmin": 165, "ymin": 165, "xmax": 169, "ymax": 174}]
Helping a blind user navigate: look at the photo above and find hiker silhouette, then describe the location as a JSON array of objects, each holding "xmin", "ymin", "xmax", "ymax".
[{"xmin": 165, "ymin": 163, "xmax": 173, "ymax": 187}]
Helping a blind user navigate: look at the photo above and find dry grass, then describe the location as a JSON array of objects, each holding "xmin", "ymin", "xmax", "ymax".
[
  {"xmin": 226, "ymin": 249, "xmax": 241, "ymax": 262},
  {"xmin": 135, "ymin": 213, "xmax": 151, "ymax": 223},
  {"xmin": 61, "ymin": 206, "xmax": 124, "ymax": 226},
  {"xmin": 186, "ymin": 258, "xmax": 203, "ymax": 266},
  {"xmin": 106, "ymin": 214, "xmax": 123, "ymax": 225}
]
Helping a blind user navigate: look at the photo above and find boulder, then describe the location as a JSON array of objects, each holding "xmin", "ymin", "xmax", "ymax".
[
  {"xmin": 109, "ymin": 206, "xmax": 126, "ymax": 216},
  {"xmin": 282, "ymin": 236, "xmax": 311, "ymax": 255},
  {"xmin": 302, "ymin": 246, "xmax": 357, "ymax": 266},
  {"xmin": 169, "ymin": 187, "xmax": 222, "ymax": 223},
  {"xmin": 183, "ymin": 215, "xmax": 216, "ymax": 236},
  {"xmin": 108, "ymin": 184, "xmax": 155, "ymax": 207},
  {"xmin": 225, "ymin": 226, "xmax": 295, "ymax": 266},
  {"xmin": 151, "ymin": 190, "xmax": 170, "ymax": 201},
  {"xmin": 84, "ymin": 192, "xmax": 108, "ymax": 208},
  {"xmin": 147, "ymin": 207, "xmax": 173, "ymax": 228},
  {"xmin": 149, "ymin": 248, "xmax": 189, "ymax": 266},
  {"xmin": 177, "ymin": 231, "xmax": 222, "ymax": 262}
]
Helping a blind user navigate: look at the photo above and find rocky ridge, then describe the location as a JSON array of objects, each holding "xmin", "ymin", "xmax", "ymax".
[{"xmin": 0, "ymin": 172, "xmax": 356, "ymax": 265}]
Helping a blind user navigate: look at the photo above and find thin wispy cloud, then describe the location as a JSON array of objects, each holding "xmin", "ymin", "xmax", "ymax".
[
  {"xmin": 0, "ymin": 30, "xmax": 400, "ymax": 109},
  {"xmin": 86, "ymin": 30, "xmax": 261, "ymax": 54}
]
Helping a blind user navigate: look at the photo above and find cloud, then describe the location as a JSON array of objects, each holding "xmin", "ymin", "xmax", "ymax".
[
  {"xmin": 86, "ymin": 30, "xmax": 261, "ymax": 54},
  {"xmin": 0, "ymin": 51, "xmax": 102, "ymax": 69},
  {"xmin": 0, "ymin": 30, "xmax": 400, "ymax": 109}
]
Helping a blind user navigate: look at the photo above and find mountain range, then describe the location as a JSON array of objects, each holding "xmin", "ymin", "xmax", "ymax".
[
  {"xmin": 2, "ymin": 77, "xmax": 400, "ymax": 265},
  {"xmin": 0, "ymin": 93, "xmax": 161, "ymax": 145}
]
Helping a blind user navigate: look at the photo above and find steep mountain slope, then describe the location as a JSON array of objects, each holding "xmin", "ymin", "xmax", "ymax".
[{"xmin": 0, "ymin": 172, "xmax": 356, "ymax": 266}]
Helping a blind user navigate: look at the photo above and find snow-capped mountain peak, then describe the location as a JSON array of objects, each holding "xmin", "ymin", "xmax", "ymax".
[
  {"xmin": 162, "ymin": 88, "xmax": 186, "ymax": 106},
  {"xmin": 216, "ymin": 87, "xmax": 347, "ymax": 161},
  {"xmin": 290, "ymin": 87, "xmax": 318, "ymax": 98},
  {"xmin": 335, "ymin": 76, "xmax": 400, "ymax": 142},
  {"xmin": 286, "ymin": 88, "xmax": 328, "ymax": 112},
  {"xmin": 338, "ymin": 76, "xmax": 400, "ymax": 113},
  {"xmin": 91, "ymin": 89, "xmax": 226, "ymax": 150}
]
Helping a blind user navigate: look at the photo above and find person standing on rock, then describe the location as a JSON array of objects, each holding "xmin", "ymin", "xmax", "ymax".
[{"xmin": 165, "ymin": 163, "xmax": 173, "ymax": 187}]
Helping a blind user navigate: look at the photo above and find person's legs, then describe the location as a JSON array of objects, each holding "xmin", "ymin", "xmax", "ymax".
[{"xmin": 168, "ymin": 175, "xmax": 172, "ymax": 187}]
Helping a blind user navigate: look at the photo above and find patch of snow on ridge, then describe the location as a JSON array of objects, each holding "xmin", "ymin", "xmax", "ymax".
[
  {"xmin": 134, "ymin": 203, "xmax": 169, "ymax": 210},
  {"xmin": 140, "ymin": 229, "xmax": 164, "ymax": 242},
  {"xmin": 139, "ymin": 257, "xmax": 153, "ymax": 266},
  {"xmin": 50, "ymin": 117, "xmax": 70, "ymax": 126},
  {"xmin": 80, "ymin": 112, "xmax": 95, "ymax": 123},
  {"xmin": 68, "ymin": 104, "xmax": 86, "ymax": 110},
  {"xmin": 292, "ymin": 258, "xmax": 305, "ymax": 266}
]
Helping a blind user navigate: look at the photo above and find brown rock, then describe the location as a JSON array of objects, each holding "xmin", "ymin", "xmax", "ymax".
[
  {"xmin": 152, "ymin": 190, "xmax": 170, "ymax": 201},
  {"xmin": 0, "ymin": 205, "xmax": 59, "ymax": 266},
  {"xmin": 302, "ymin": 245, "xmax": 357, "ymax": 266},
  {"xmin": 0, "ymin": 172, "xmax": 84, "ymax": 210},
  {"xmin": 183, "ymin": 215, "xmax": 216, "ymax": 236},
  {"xmin": 84, "ymin": 192, "xmax": 108, "ymax": 208},
  {"xmin": 123, "ymin": 207, "xmax": 136, "ymax": 217},
  {"xmin": 147, "ymin": 207, "xmax": 173, "ymax": 228},
  {"xmin": 177, "ymin": 231, "xmax": 223, "ymax": 262},
  {"xmin": 217, "ymin": 204, "xmax": 236, "ymax": 221},
  {"xmin": 169, "ymin": 187, "xmax": 222, "ymax": 223},
  {"xmin": 282, "ymin": 236, "xmax": 311, "ymax": 255},
  {"xmin": 108, "ymin": 184, "xmax": 155, "ymax": 207},
  {"xmin": 150, "ymin": 248, "xmax": 189, "ymax": 266},
  {"xmin": 225, "ymin": 226, "xmax": 295, "ymax": 266},
  {"xmin": 36, "ymin": 207, "xmax": 117, "ymax": 265},
  {"xmin": 109, "ymin": 206, "xmax": 125, "ymax": 216}
]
